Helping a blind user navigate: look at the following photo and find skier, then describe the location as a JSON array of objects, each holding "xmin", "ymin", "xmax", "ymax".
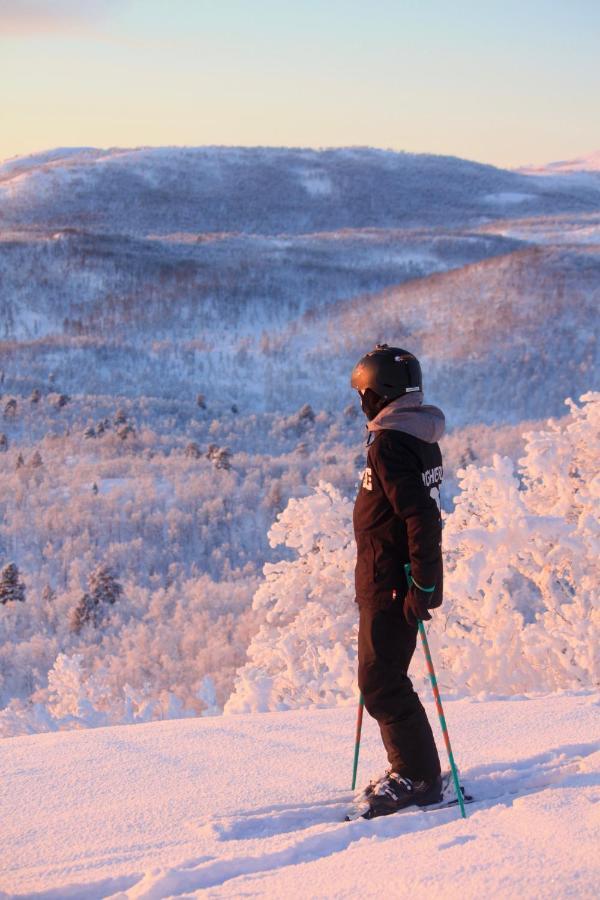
[{"xmin": 351, "ymin": 344, "xmax": 446, "ymax": 818}]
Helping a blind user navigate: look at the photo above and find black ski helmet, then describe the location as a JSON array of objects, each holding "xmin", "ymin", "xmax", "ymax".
[{"xmin": 350, "ymin": 344, "xmax": 422, "ymax": 399}]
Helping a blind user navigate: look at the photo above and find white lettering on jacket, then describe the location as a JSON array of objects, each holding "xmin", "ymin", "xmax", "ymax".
[{"xmin": 422, "ymin": 465, "xmax": 443, "ymax": 488}]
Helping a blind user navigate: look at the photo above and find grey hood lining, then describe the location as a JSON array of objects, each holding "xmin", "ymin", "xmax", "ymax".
[{"xmin": 367, "ymin": 393, "xmax": 446, "ymax": 443}]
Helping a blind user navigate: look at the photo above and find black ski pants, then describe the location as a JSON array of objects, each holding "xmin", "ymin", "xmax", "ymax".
[{"xmin": 358, "ymin": 602, "xmax": 441, "ymax": 782}]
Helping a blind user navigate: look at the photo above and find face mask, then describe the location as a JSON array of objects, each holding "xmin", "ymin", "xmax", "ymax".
[{"xmin": 359, "ymin": 388, "xmax": 388, "ymax": 421}]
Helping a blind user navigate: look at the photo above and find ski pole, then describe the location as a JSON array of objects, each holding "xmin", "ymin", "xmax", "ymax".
[
  {"xmin": 351, "ymin": 692, "xmax": 364, "ymax": 790},
  {"xmin": 405, "ymin": 564, "xmax": 467, "ymax": 819}
]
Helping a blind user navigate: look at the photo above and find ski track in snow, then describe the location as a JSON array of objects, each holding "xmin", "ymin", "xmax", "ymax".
[
  {"xmin": 5, "ymin": 705, "xmax": 598, "ymax": 900},
  {"xmin": 121, "ymin": 744, "xmax": 600, "ymax": 897}
]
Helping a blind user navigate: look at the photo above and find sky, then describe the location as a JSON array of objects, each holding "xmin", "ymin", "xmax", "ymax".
[{"xmin": 1, "ymin": 0, "xmax": 599, "ymax": 169}]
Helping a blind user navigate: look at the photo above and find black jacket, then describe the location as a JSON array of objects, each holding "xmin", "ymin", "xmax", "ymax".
[{"xmin": 353, "ymin": 429, "xmax": 443, "ymax": 609}]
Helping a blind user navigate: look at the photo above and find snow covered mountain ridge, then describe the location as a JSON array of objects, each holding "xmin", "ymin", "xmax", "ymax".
[
  {"xmin": 518, "ymin": 149, "xmax": 600, "ymax": 174},
  {"xmin": 1, "ymin": 145, "xmax": 599, "ymax": 236},
  {"xmin": 1, "ymin": 147, "xmax": 598, "ymax": 419}
]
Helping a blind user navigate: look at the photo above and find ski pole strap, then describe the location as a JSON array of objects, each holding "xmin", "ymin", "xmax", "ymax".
[
  {"xmin": 404, "ymin": 563, "xmax": 435, "ymax": 593},
  {"xmin": 412, "ymin": 578, "xmax": 435, "ymax": 593}
]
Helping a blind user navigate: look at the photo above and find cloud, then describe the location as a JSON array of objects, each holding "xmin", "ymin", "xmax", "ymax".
[{"xmin": 0, "ymin": 1, "xmax": 123, "ymax": 35}]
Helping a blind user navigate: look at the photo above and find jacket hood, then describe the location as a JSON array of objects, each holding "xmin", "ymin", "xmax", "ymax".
[{"xmin": 367, "ymin": 392, "xmax": 446, "ymax": 443}]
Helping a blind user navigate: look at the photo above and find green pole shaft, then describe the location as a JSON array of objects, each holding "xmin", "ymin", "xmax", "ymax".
[
  {"xmin": 351, "ymin": 692, "xmax": 364, "ymax": 791},
  {"xmin": 418, "ymin": 620, "xmax": 467, "ymax": 818}
]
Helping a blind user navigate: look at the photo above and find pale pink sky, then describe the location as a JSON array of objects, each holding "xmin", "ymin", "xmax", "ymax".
[{"xmin": 1, "ymin": 0, "xmax": 598, "ymax": 168}]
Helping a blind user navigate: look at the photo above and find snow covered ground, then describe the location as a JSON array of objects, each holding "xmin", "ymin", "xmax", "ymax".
[{"xmin": 1, "ymin": 692, "xmax": 598, "ymax": 898}]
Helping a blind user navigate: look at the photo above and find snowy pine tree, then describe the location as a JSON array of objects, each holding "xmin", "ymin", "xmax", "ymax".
[
  {"xmin": 185, "ymin": 441, "xmax": 202, "ymax": 459},
  {"xmin": 70, "ymin": 593, "xmax": 98, "ymax": 633},
  {"xmin": 215, "ymin": 448, "xmax": 232, "ymax": 470},
  {"xmin": 42, "ymin": 584, "xmax": 56, "ymax": 604},
  {"xmin": 70, "ymin": 565, "xmax": 123, "ymax": 632},
  {"xmin": 89, "ymin": 564, "xmax": 123, "ymax": 607},
  {"xmin": 0, "ymin": 563, "xmax": 26, "ymax": 605}
]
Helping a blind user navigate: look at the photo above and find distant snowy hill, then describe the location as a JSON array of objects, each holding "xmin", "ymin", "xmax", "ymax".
[
  {"xmin": 1, "ymin": 147, "xmax": 598, "ymax": 423},
  {"xmin": 281, "ymin": 244, "xmax": 600, "ymax": 423},
  {"xmin": 1, "ymin": 146, "xmax": 599, "ymax": 236},
  {"xmin": 1, "ymin": 693, "xmax": 598, "ymax": 897},
  {"xmin": 519, "ymin": 150, "xmax": 600, "ymax": 174},
  {"xmin": 3, "ymin": 236, "xmax": 597, "ymax": 423}
]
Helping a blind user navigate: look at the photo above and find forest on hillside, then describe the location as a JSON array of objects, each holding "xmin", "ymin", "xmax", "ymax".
[{"xmin": 1, "ymin": 147, "xmax": 598, "ymax": 736}]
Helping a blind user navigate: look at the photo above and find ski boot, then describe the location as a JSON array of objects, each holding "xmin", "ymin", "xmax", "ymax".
[{"xmin": 362, "ymin": 772, "xmax": 443, "ymax": 819}]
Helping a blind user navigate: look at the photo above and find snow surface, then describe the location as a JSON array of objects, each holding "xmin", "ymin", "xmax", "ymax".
[
  {"xmin": 1, "ymin": 693, "xmax": 598, "ymax": 898},
  {"xmin": 484, "ymin": 214, "xmax": 600, "ymax": 245},
  {"xmin": 482, "ymin": 191, "xmax": 535, "ymax": 205}
]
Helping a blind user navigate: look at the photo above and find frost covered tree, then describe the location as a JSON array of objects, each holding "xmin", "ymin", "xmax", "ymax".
[
  {"xmin": 225, "ymin": 482, "xmax": 357, "ymax": 713},
  {"xmin": 0, "ymin": 562, "xmax": 26, "ymax": 605},
  {"xmin": 439, "ymin": 392, "xmax": 600, "ymax": 693},
  {"xmin": 42, "ymin": 654, "xmax": 157, "ymax": 729}
]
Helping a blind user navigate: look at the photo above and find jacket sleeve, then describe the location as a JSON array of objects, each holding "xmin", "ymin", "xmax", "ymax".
[{"xmin": 370, "ymin": 434, "xmax": 443, "ymax": 606}]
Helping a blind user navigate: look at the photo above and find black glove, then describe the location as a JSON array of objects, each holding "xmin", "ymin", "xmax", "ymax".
[{"xmin": 403, "ymin": 585, "xmax": 433, "ymax": 627}]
